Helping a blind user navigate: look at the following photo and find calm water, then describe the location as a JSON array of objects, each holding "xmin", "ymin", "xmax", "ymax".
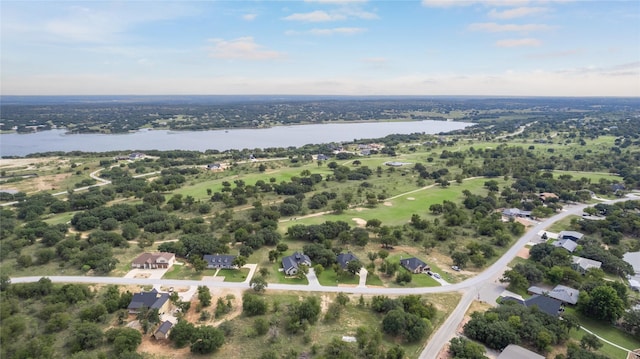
[{"xmin": 0, "ymin": 121, "xmax": 471, "ymax": 157}]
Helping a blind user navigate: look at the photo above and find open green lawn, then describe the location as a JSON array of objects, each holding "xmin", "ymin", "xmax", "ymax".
[
  {"xmin": 218, "ymin": 268, "xmax": 250, "ymax": 282},
  {"xmin": 563, "ymin": 307, "xmax": 640, "ymax": 357},
  {"xmin": 162, "ymin": 264, "xmax": 217, "ymax": 280},
  {"xmin": 551, "ymin": 170, "xmax": 622, "ymax": 183},
  {"xmin": 316, "ymin": 267, "xmax": 360, "ymax": 286},
  {"xmin": 569, "ymin": 328, "xmax": 628, "ymax": 359},
  {"xmin": 279, "ymin": 177, "xmax": 506, "ymax": 228},
  {"xmin": 545, "ymin": 215, "xmax": 580, "ymax": 233}
]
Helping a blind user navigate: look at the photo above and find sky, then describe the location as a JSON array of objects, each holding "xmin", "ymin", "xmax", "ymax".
[{"xmin": 1, "ymin": 0, "xmax": 639, "ymax": 97}]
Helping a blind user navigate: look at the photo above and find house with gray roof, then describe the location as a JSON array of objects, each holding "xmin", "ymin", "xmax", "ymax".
[
  {"xmin": 528, "ymin": 284, "xmax": 579, "ymax": 305},
  {"xmin": 400, "ymin": 257, "xmax": 430, "ymax": 273},
  {"xmin": 153, "ymin": 320, "xmax": 173, "ymax": 340},
  {"xmin": 282, "ymin": 252, "xmax": 311, "ymax": 276},
  {"xmin": 203, "ymin": 254, "xmax": 237, "ymax": 269},
  {"xmin": 502, "ymin": 208, "xmax": 532, "ymax": 218},
  {"xmin": 498, "ymin": 344, "xmax": 544, "ymax": 359},
  {"xmin": 128, "ymin": 289, "xmax": 171, "ymax": 314},
  {"xmin": 572, "ymin": 255, "xmax": 602, "ymax": 274},
  {"xmin": 336, "ymin": 252, "xmax": 358, "ymax": 269},
  {"xmin": 552, "ymin": 238, "xmax": 578, "ymax": 252},
  {"xmin": 559, "ymin": 230, "xmax": 584, "ymax": 242}
]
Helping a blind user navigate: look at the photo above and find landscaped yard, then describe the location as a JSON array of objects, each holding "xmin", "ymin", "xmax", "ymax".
[
  {"xmin": 218, "ymin": 268, "xmax": 250, "ymax": 282},
  {"xmin": 316, "ymin": 267, "xmax": 360, "ymax": 286}
]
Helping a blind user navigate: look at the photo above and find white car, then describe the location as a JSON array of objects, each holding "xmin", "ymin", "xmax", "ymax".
[{"xmin": 433, "ymin": 273, "xmax": 441, "ymax": 279}]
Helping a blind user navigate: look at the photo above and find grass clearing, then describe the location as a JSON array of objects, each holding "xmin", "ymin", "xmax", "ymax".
[{"xmin": 219, "ymin": 268, "xmax": 250, "ymax": 282}]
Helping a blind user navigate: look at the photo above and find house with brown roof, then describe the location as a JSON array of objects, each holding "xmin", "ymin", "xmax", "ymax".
[{"xmin": 131, "ymin": 252, "xmax": 175, "ymax": 269}]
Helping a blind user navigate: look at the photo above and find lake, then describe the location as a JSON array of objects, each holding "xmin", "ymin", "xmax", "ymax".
[{"xmin": 0, "ymin": 120, "xmax": 472, "ymax": 157}]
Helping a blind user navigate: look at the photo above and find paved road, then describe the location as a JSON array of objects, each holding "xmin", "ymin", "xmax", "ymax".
[{"xmin": 9, "ymin": 194, "xmax": 639, "ymax": 356}]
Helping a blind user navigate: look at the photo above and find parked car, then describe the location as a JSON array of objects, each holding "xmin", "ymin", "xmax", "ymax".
[
  {"xmin": 451, "ymin": 265, "xmax": 460, "ymax": 271},
  {"xmin": 433, "ymin": 273, "xmax": 441, "ymax": 279}
]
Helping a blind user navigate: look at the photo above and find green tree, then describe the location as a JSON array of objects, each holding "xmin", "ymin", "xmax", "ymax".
[
  {"xmin": 190, "ymin": 326, "xmax": 225, "ymax": 354},
  {"xmin": 105, "ymin": 327, "xmax": 142, "ymax": 353},
  {"xmin": 198, "ymin": 286, "xmax": 212, "ymax": 307},
  {"xmin": 448, "ymin": 337, "xmax": 488, "ymax": 359},
  {"xmin": 69, "ymin": 322, "xmax": 104, "ymax": 353},
  {"xmin": 169, "ymin": 320, "xmax": 196, "ymax": 348},
  {"xmin": 250, "ymin": 276, "xmax": 268, "ymax": 293},
  {"xmin": 580, "ymin": 333, "xmax": 602, "ymax": 351},
  {"xmin": 578, "ymin": 285, "xmax": 625, "ymax": 322}
]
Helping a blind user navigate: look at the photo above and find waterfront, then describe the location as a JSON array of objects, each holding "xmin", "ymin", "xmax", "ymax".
[{"xmin": 0, "ymin": 120, "xmax": 471, "ymax": 157}]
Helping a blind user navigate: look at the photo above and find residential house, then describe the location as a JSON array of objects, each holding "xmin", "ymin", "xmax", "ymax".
[
  {"xmin": 203, "ymin": 254, "xmax": 237, "ymax": 269},
  {"xmin": 497, "ymin": 344, "xmax": 545, "ymax": 359},
  {"xmin": 384, "ymin": 161, "xmax": 405, "ymax": 167},
  {"xmin": 502, "ymin": 208, "xmax": 532, "ymax": 218},
  {"xmin": 336, "ymin": 252, "xmax": 358, "ymax": 269},
  {"xmin": 128, "ymin": 289, "xmax": 171, "ymax": 314},
  {"xmin": 400, "ymin": 257, "xmax": 430, "ymax": 274},
  {"xmin": 623, "ymin": 251, "xmax": 640, "ymax": 292},
  {"xmin": 571, "ymin": 256, "xmax": 602, "ymax": 274},
  {"xmin": 612, "ymin": 183, "xmax": 626, "ymax": 193},
  {"xmin": 316, "ymin": 154, "xmax": 330, "ymax": 161},
  {"xmin": 558, "ymin": 231, "xmax": 584, "ymax": 242},
  {"xmin": 524, "ymin": 295, "xmax": 563, "ymax": 317},
  {"xmin": 131, "ymin": 252, "xmax": 175, "ymax": 269},
  {"xmin": 153, "ymin": 320, "xmax": 173, "ymax": 340},
  {"xmin": 501, "ymin": 294, "xmax": 563, "ymax": 317},
  {"xmin": 282, "ymin": 252, "xmax": 312, "ymax": 276},
  {"xmin": 129, "ymin": 152, "xmax": 145, "ymax": 160},
  {"xmin": 539, "ymin": 192, "xmax": 558, "ymax": 202},
  {"xmin": 552, "ymin": 238, "xmax": 578, "ymax": 252},
  {"xmin": 207, "ymin": 163, "xmax": 221, "ymax": 170},
  {"xmin": 528, "ymin": 285, "xmax": 579, "ymax": 305}
]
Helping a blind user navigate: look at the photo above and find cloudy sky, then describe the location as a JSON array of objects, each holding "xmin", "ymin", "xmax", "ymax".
[{"xmin": 1, "ymin": 0, "xmax": 639, "ymax": 96}]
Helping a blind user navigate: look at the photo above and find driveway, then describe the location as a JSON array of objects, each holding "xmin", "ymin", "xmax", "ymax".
[{"xmin": 124, "ymin": 267, "xmax": 170, "ymax": 280}]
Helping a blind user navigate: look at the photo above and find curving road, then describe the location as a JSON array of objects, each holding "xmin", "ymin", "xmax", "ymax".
[{"xmin": 9, "ymin": 194, "xmax": 638, "ymax": 357}]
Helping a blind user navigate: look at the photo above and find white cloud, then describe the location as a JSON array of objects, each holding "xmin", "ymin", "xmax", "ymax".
[
  {"xmin": 208, "ymin": 37, "xmax": 284, "ymax": 60},
  {"xmin": 284, "ymin": 10, "xmax": 346, "ymax": 22},
  {"xmin": 309, "ymin": 27, "xmax": 366, "ymax": 35},
  {"xmin": 488, "ymin": 6, "xmax": 548, "ymax": 19},
  {"xmin": 495, "ymin": 38, "xmax": 542, "ymax": 47},
  {"xmin": 423, "ymin": 0, "xmax": 570, "ymax": 8},
  {"xmin": 469, "ymin": 22, "xmax": 554, "ymax": 32},
  {"xmin": 242, "ymin": 13, "xmax": 257, "ymax": 21}
]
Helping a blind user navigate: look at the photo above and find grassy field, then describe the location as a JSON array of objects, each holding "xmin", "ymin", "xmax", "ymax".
[
  {"xmin": 545, "ymin": 215, "xmax": 580, "ymax": 233},
  {"xmin": 218, "ymin": 268, "xmax": 250, "ymax": 282}
]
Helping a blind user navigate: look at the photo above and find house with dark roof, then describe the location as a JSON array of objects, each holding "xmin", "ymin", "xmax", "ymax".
[
  {"xmin": 203, "ymin": 254, "xmax": 237, "ymax": 269},
  {"xmin": 559, "ymin": 231, "xmax": 584, "ymax": 242},
  {"xmin": 497, "ymin": 344, "xmax": 544, "ymax": 359},
  {"xmin": 524, "ymin": 295, "xmax": 563, "ymax": 317},
  {"xmin": 153, "ymin": 320, "xmax": 173, "ymax": 340},
  {"xmin": 572, "ymin": 255, "xmax": 602, "ymax": 274},
  {"xmin": 336, "ymin": 252, "xmax": 358, "ymax": 269},
  {"xmin": 127, "ymin": 289, "xmax": 171, "ymax": 314},
  {"xmin": 131, "ymin": 252, "xmax": 175, "ymax": 269},
  {"xmin": 528, "ymin": 284, "xmax": 579, "ymax": 305},
  {"xmin": 282, "ymin": 252, "xmax": 311, "ymax": 276},
  {"xmin": 552, "ymin": 238, "xmax": 578, "ymax": 252},
  {"xmin": 400, "ymin": 257, "xmax": 430, "ymax": 274},
  {"xmin": 316, "ymin": 154, "xmax": 330, "ymax": 161},
  {"xmin": 129, "ymin": 152, "xmax": 145, "ymax": 160}
]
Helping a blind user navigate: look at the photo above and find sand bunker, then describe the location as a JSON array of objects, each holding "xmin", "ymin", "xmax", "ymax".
[
  {"xmin": 352, "ymin": 218, "xmax": 367, "ymax": 227},
  {"xmin": 383, "ymin": 202, "xmax": 392, "ymax": 206},
  {"xmin": 407, "ymin": 197, "xmax": 415, "ymax": 201}
]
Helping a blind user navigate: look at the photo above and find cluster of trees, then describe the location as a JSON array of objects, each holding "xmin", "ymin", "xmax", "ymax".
[
  {"xmin": 464, "ymin": 303, "xmax": 575, "ymax": 353},
  {"xmin": 371, "ymin": 295, "xmax": 436, "ymax": 343},
  {"xmin": 0, "ymin": 277, "xmax": 141, "ymax": 359},
  {"xmin": 168, "ymin": 320, "xmax": 225, "ymax": 354}
]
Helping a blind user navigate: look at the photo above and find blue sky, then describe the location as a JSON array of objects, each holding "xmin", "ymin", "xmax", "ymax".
[{"xmin": 1, "ymin": 0, "xmax": 639, "ymax": 96}]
